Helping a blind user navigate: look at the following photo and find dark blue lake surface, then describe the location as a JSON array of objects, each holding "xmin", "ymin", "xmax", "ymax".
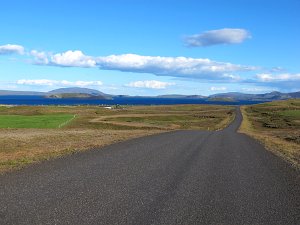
[{"xmin": 0, "ymin": 95, "xmax": 266, "ymax": 106}]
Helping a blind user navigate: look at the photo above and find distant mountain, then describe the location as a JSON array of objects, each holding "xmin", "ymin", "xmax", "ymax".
[
  {"xmin": 289, "ymin": 91, "xmax": 300, "ymax": 98},
  {"xmin": 209, "ymin": 91, "xmax": 300, "ymax": 101},
  {"xmin": 46, "ymin": 87, "xmax": 112, "ymax": 99},
  {"xmin": 0, "ymin": 87, "xmax": 112, "ymax": 99},
  {"xmin": 0, "ymin": 90, "xmax": 44, "ymax": 96},
  {"xmin": 0, "ymin": 88, "xmax": 299, "ymax": 102},
  {"xmin": 158, "ymin": 91, "xmax": 300, "ymax": 101},
  {"xmin": 157, "ymin": 94, "xmax": 205, "ymax": 99},
  {"xmin": 206, "ymin": 97, "xmax": 237, "ymax": 102},
  {"xmin": 48, "ymin": 87, "xmax": 107, "ymax": 96},
  {"xmin": 210, "ymin": 92, "xmax": 250, "ymax": 99},
  {"xmin": 46, "ymin": 93, "xmax": 110, "ymax": 99},
  {"xmin": 159, "ymin": 91, "xmax": 300, "ymax": 101}
]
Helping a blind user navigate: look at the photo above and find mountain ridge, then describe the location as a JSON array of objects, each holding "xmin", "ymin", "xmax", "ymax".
[
  {"xmin": 48, "ymin": 87, "xmax": 107, "ymax": 96},
  {"xmin": 0, "ymin": 87, "xmax": 299, "ymax": 101},
  {"xmin": 209, "ymin": 91, "xmax": 299, "ymax": 101}
]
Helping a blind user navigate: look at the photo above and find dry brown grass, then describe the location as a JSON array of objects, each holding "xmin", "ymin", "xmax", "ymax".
[
  {"xmin": 0, "ymin": 104, "xmax": 235, "ymax": 173},
  {"xmin": 239, "ymin": 100, "xmax": 300, "ymax": 169},
  {"xmin": 0, "ymin": 128, "xmax": 162, "ymax": 173}
]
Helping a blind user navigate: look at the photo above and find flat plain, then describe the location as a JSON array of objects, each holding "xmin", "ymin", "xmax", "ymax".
[
  {"xmin": 0, "ymin": 104, "xmax": 235, "ymax": 173},
  {"xmin": 240, "ymin": 99, "xmax": 300, "ymax": 168},
  {"xmin": 0, "ymin": 114, "xmax": 75, "ymax": 128}
]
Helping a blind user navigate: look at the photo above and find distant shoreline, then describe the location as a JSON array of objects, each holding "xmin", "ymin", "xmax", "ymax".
[{"xmin": 0, "ymin": 95, "xmax": 268, "ymax": 106}]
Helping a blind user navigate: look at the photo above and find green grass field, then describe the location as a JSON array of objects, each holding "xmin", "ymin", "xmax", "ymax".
[
  {"xmin": 0, "ymin": 104, "xmax": 235, "ymax": 172},
  {"xmin": 279, "ymin": 110, "xmax": 300, "ymax": 119},
  {"xmin": 0, "ymin": 114, "xmax": 75, "ymax": 128}
]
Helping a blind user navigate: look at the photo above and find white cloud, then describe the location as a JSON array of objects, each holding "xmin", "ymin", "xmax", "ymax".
[
  {"xmin": 30, "ymin": 50, "xmax": 49, "ymax": 64},
  {"xmin": 127, "ymin": 80, "xmax": 175, "ymax": 89},
  {"xmin": 16, "ymin": 79, "xmax": 103, "ymax": 87},
  {"xmin": 221, "ymin": 73, "xmax": 241, "ymax": 80},
  {"xmin": 256, "ymin": 73, "xmax": 300, "ymax": 82},
  {"xmin": 184, "ymin": 28, "xmax": 251, "ymax": 47},
  {"xmin": 95, "ymin": 54, "xmax": 256, "ymax": 80},
  {"xmin": 0, "ymin": 44, "xmax": 24, "ymax": 55},
  {"xmin": 60, "ymin": 80, "xmax": 103, "ymax": 86},
  {"xmin": 51, "ymin": 50, "xmax": 96, "ymax": 67},
  {"xmin": 30, "ymin": 51, "xmax": 257, "ymax": 81},
  {"xmin": 210, "ymin": 86, "xmax": 227, "ymax": 91},
  {"xmin": 17, "ymin": 79, "xmax": 56, "ymax": 86},
  {"xmin": 270, "ymin": 67, "xmax": 285, "ymax": 72}
]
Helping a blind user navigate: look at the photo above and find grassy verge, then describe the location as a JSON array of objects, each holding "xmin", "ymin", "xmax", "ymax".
[
  {"xmin": 0, "ymin": 104, "xmax": 235, "ymax": 173},
  {"xmin": 0, "ymin": 129, "xmax": 161, "ymax": 172},
  {"xmin": 239, "ymin": 99, "xmax": 300, "ymax": 169},
  {"xmin": 0, "ymin": 114, "xmax": 75, "ymax": 128}
]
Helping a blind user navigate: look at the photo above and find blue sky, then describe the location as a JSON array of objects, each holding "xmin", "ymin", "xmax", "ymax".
[{"xmin": 0, "ymin": 0, "xmax": 299, "ymax": 95}]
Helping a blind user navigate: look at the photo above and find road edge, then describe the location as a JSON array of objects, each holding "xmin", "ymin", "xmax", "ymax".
[{"xmin": 238, "ymin": 105, "xmax": 299, "ymax": 170}]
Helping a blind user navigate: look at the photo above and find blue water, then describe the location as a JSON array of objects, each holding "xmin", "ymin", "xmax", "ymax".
[{"xmin": 0, "ymin": 95, "xmax": 266, "ymax": 106}]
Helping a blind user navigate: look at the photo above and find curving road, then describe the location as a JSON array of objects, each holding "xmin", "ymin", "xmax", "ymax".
[{"xmin": 0, "ymin": 108, "xmax": 299, "ymax": 224}]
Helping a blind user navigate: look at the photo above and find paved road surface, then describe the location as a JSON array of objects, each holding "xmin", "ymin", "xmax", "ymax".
[{"xmin": 0, "ymin": 108, "xmax": 299, "ymax": 224}]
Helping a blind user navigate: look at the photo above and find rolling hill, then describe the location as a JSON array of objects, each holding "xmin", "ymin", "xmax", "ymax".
[{"xmin": 0, "ymin": 88, "xmax": 299, "ymax": 102}]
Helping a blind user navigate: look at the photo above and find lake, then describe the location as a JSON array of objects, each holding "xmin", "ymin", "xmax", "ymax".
[{"xmin": 0, "ymin": 95, "xmax": 266, "ymax": 106}]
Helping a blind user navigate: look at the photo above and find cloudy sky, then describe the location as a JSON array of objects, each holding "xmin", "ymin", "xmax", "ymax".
[{"xmin": 0, "ymin": 0, "xmax": 299, "ymax": 96}]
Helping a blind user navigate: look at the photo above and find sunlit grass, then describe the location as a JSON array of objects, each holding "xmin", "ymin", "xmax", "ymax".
[
  {"xmin": 239, "ymin": 99, "xmax": 300, "ymax": 168},
  {"xmin": 0, "ymin": 104, "xmax": 235, "ymax": 173},
  {"xmin": 0, "ymin": 114, "xmax": 74, "ymax": 128}
]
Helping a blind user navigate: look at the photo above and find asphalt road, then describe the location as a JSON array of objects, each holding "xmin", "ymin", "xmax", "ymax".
[{"xmin": 0, "ymin": 108, "xmax": 299, "ymax": 225}]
